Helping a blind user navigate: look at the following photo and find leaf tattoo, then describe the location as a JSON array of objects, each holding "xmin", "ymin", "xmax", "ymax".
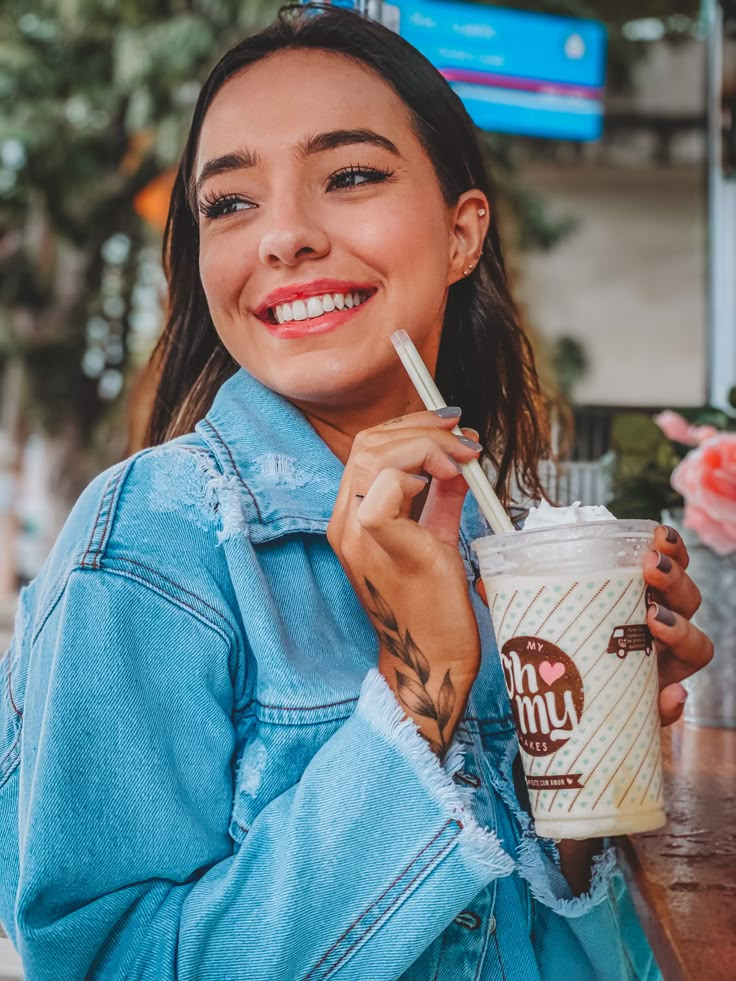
[
  {"xmin": 364, "ymin": 578, "xmax": 398, "ymax": 633},
  {"xmin": 365, "ymin": 577, "xmax": 457, "ymax": 755},
  {"xmin": 437, "ymin": 670, "xmax": 456, "ymax": 733},
  {"xmin": 395, "ymin": 670, "xmax": 438, "ymax": 721}
]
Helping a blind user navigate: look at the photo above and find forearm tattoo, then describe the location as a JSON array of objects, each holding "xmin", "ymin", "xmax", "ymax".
[{"xmin": 365, "ymin": 578, "xmax": 456, "ymax": 756}]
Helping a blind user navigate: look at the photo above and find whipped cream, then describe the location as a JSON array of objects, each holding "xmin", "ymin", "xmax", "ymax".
[{"xmin": 523, "ymin": 500, "xmax": 616, "ymax": 531}]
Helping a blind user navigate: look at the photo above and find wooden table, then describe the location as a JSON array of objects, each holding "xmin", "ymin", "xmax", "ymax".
[{"xmin": 616, "ymin": 721, "xmax": 736, "ymax": 981}]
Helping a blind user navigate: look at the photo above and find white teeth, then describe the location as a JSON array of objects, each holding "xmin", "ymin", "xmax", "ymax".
[
  {"xmin": 291, "ymin": 299, "xmax": 307, "ymax": 321},
  {"xmin": 306, "ymin": 296, "xmax": 323, "ymax": 318},
  {"xmin": 271, "ymin": 291, "xmax": 369, "ymax": 324}
]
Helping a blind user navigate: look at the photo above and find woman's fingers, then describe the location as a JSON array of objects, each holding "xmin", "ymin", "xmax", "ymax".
[
  {"xmin": 648, "ymin": 602, "xmax": 714, "ymax": 688},
  {"xmin": 642, "ymin": 548, "xmax": 701, "ymax": 619},
  {"xmin": 653, "ymin": 523, "xmax": 690, "ymax": 570},
  {"xmin": 355, "ymin": 469, "xmax": 439, "ymax": 565},
  {"xmin": 658, "ymin": 681, "xmax": 689, "ymax": 727},
  {"xmin": 419, "ymin": 471, "xmax": 471, "ymax": 547},
  {"xmin": 356, "ymin": 469, "xmax": 429, "ymax": 529}
]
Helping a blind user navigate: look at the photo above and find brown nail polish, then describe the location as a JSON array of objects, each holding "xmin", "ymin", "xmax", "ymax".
[
  {"xmin": 664, "ymin": 525, "xmax": 679, "ymax": 545},
  {"xmin": 655, "ymin": 551, "xmax": 672, "ymax": 574},
  {"xmin": 654, "ymin": 604, "xmax": 676, "ymax": 627}
]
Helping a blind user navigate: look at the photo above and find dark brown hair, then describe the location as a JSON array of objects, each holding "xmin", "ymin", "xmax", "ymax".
[{"xmin": 145, "ymin": 5, "xmax": 549, "ymax": 506}]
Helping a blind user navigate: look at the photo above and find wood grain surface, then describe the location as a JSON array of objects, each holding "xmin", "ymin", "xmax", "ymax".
[{"xmin": 616, "ymin": 720, "xmax": 736, "ymax": 981}]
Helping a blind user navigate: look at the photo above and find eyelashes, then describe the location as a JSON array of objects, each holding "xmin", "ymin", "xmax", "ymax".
[
  {"xmin": 198, "ymin": 191, "xmax": 254, "ymax": 220},
  {"xmin": 326, "ymin": 163, "xmax": 394, "ymax": 190},
  {"xmin": 197, "ymin": 163, "xmax": 395, "ymax": 220}
]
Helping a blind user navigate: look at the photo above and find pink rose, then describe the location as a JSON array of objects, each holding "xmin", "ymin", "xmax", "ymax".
[
  {"xmin": 671, "ymin": 433, "xmax": 736, "ymax": 556},
  {"xmin": 654, "ymin": 410, "xmax": 719, "ymax": 447}
]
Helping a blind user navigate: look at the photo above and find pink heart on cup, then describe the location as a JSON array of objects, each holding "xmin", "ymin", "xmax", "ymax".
[{"xmin": 539, "ymin": 660, "xmax": 565, "ymax": 686}]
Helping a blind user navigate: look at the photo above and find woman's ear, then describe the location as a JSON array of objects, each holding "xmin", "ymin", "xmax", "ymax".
[{"xmin": 447, "ymin": 190, "xmax": 490, "ymax": 286}]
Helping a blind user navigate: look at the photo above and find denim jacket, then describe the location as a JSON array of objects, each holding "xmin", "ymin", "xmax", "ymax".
[{"xmin": 0, "ymin": 369, "xmax": 660, "ymax": 980}]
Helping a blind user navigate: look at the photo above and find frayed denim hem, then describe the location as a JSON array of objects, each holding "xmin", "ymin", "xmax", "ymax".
[
  {"xmin": 516, "ymin": 826, "xmax": 618, "ymax": 918},
  {"xmin": 357, "ymin": 670, "xmax": 515, "ymax": 879}
]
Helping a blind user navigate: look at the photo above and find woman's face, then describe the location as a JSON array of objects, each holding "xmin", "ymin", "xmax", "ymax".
[{"xmin": 195, "ymin": 49, "xmax": 482, "ymax": 419}]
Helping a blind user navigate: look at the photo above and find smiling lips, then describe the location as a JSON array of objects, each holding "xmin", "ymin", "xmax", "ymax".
[{"xmin": 255, "ymin": 280, "xmax": 376, "ymax": 338}]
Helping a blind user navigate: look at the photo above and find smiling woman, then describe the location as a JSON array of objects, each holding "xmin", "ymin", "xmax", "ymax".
[{"xmin": 0, "ymin": 5, "xmax": 712, "ymax": 981}]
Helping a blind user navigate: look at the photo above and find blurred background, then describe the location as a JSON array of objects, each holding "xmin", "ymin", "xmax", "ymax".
[{"xmin": 0, "ymin": 0, "xmax": 735, "ymax": 609}]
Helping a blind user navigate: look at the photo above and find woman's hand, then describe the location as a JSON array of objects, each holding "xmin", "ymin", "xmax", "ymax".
[
  {"xmin": 643, "ymin": 524, "xmax": 715, "ymax": 726},
  {"xmin": 327, "ymin": 408, "xmax": 482, "ymax": 756}
]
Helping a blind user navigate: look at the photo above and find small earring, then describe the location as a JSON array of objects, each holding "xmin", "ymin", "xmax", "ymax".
[
  {"xmin": 477, "ymin": 208, "xmax": 486, "ymax": 217},
  {"xmin": 464, "ymin": 263, "xmax": 474, "ymax": 275}
]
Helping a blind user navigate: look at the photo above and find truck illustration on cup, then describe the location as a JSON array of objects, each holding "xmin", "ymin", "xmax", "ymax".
[{"xmin": 606, "ymin": 624, "xmax": 654, "ymax": 659}]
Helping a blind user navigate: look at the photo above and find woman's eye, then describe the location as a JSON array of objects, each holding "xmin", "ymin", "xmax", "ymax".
[
  {"xmin": 327, "ymin": 166, "xmax": 393, "ymax": 191},
  {"xmin": 199, "ymin": 194, "xmax": 255, "ymax": 220}
]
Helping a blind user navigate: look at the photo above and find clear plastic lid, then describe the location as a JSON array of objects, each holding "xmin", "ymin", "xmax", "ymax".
[{"xmin": 473, "ymin": 519, "xmax": 658, "ymax": 578}]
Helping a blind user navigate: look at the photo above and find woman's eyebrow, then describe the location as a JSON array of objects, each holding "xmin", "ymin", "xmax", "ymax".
[
  {"xmin": 299, "ymin": 128, "xmax": 401, "ymax": 157},
  {"xmin": 192, "ymin": 148, "xmax": 260, "ymax": 205}
]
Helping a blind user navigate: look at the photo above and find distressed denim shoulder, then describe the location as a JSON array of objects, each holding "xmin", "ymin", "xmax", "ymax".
[{"xmin": 0, "ymin": 369, "xmax": 661, "ymax": 980}]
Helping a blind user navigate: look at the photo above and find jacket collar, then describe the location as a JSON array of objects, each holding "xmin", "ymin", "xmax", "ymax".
[{"xmin": 197, "ymin": 368, "xmax": 490, "ymax": 564}]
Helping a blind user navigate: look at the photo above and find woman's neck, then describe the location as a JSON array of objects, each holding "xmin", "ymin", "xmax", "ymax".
[{"xmin": 298, "ymin": 390, "xmax": 427, "ymax": 464}]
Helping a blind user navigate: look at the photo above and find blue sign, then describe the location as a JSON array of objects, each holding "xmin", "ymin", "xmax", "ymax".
[{"xmin": 389, "ymin": 1, "xmax": 607, "ymax": 140}]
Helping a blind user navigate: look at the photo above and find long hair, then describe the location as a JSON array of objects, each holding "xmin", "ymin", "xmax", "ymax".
[{"xmin": 145, "ymin": 5, "xmax": 549, "ymax": 506}]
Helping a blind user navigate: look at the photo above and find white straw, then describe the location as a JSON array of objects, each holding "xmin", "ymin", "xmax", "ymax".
[{"xmin": 390, "ymin": 330, "xmax": 515, "ymax": 535}]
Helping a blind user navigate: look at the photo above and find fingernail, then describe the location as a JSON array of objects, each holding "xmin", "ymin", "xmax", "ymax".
[
  {"xmin": 461, "ymin": 427, "xmax": 480, "ymax": 441},
  {"xmin": 655, "ymin": 551, "xmax": 673, "ymax": 574},
  {"xmin": 664, "ymin": 525, "xmax": 679, "ymax": 545},
  {"xmin": 446, "ymin": 454, "xmax": 463, "ymax": 473},
  {"xmin": 653, "ymin": 604, "xmax": 676, "ymax": 627},
  {"xmin": 456, "ymin": 435, "xmax": 482, "ymax": 450},
  {"xmin": 410, "ymin": 473, "xmax": 430, "ymax": 484},
  {"xmin": 433, "ymin": 406, "xmax": 462, "ymax": 418}
]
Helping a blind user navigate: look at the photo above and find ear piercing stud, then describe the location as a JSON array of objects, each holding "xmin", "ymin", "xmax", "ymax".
[
  {"xmin": 464, "ymin": 263, "xmax": 475, "ymax": 275},
  {"xmin": 477, "ymin": 208, "xmax": 486, "ymax": 217}
]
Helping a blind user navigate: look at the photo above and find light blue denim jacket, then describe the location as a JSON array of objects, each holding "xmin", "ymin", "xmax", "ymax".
[{"xmin": 0, "ymin": 369, "xmax": 660, "ymax": 980}]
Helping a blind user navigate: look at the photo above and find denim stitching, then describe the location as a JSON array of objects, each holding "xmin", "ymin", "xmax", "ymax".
[
  {"xmin": 321, "ymin": 830, "xmax": 459, "ymax": 979},
  {"xmin": 80, "ymin": 463, "xmax": 127, "ymax": 568},
  {"xmin": 304, "ymin": 820, "xmax": 458, "ymax": 979},
  {"xmin": 0, "ymin": 723, "xmax": 21, "ymax": 781},
  {"xmin": 201, "ymin": 418, "xmax": 263, "ymax": 524},
  {"xmin": 114, "ymin": 558, "xmax": 237, "ymax": 634},
  {"xmin": 5, "ymin": 651, "xmax": 22, "ymax": 719},
  {"xmin": 81, "ymin": 479, "xmax": 109, "ymax": 567},
  {"xmin": 99, "ymin": 568, "xmax": 235, "ymax": 647},
  {"xmin": 91, "ymin": 464, "xmax": 128, "ymax": 570},
  {"xmin": 240, "ymin": 695, "xmax": 358, "ymax": 714}
]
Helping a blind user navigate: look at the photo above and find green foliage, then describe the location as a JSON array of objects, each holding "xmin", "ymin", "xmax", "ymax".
[
  {"xmin": 0, "ymin": 0, "xmax": 279, "ymax": 448},
  {"xmin": 607, "ymin": 413, "xmax": 683, "ymax": 520}
]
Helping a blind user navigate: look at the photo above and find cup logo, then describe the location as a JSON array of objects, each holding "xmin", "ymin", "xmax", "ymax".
[{"xmin": 500, "ymin": 636, "xmax": 584, "ymax": 756}]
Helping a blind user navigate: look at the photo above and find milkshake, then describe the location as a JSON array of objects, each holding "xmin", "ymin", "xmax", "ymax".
[{"xmin": 474, "ymin": 503, "xmax": 665, "ymax": 840}]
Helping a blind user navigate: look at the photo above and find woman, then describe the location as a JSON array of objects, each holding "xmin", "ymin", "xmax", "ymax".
[{"xmin": 0, "ymin": 7, "xmax": 712, "ymax": 979}]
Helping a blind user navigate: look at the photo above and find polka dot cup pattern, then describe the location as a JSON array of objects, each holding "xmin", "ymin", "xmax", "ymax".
[{"xmin": 474, "ymin": 520, "xmax": 666, "ymax": 840}]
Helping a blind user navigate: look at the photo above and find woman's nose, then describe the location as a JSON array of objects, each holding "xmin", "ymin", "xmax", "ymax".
[{"xmin": 257, "ymin": 201, "xmax": 330, "ymax": 268}]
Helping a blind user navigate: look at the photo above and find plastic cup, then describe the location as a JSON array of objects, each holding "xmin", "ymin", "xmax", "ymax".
[{"xmin": 473, "ymin": 519, "xmax": 666, "ymax": 840}]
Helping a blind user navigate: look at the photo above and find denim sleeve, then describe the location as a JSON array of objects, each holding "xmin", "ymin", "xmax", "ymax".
[{"xmin": 14, "ymin": 568, "xmax": 514, "ymax": 981}]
